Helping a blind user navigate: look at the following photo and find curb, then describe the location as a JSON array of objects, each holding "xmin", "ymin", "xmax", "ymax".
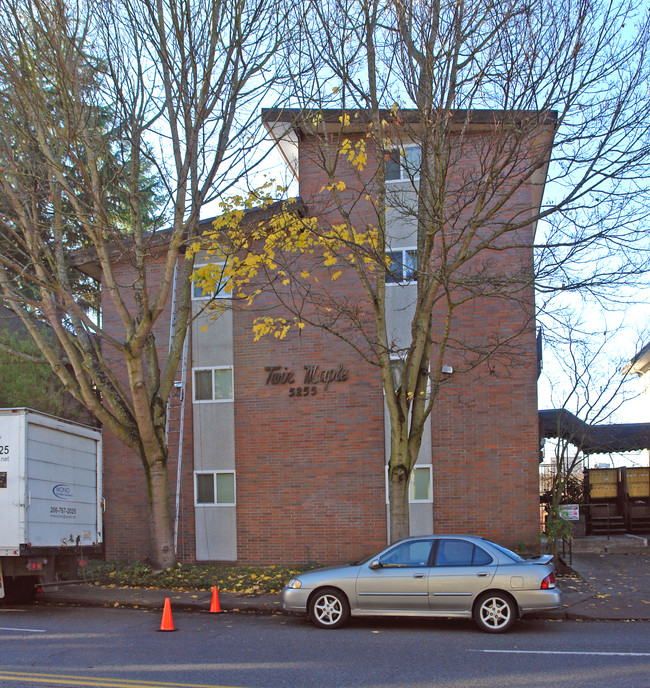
[
  {"xmin": 36, "ymin": 588, "xmax": 283, "ymax": 615},
  {"xmin": 37, "ymin": 589, "xmax": 648, "ymax": 623}
]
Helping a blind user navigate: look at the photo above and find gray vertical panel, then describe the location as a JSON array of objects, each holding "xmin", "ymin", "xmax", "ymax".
[
  {"xmin": 409, "ymin": 502, "xmax": 434, "ymax": 536},
  {"xmin": 191, "ymin": 290, "xmax": 237, "ymax": 560},
  {"xmin": 194, "ymin": 507, "xmax": 237, "ymax": 561}
]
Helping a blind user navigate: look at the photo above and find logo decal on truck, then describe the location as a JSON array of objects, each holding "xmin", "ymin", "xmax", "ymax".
[{"xmin": 52, "ymin": 484, "xmax": 74, "ymax": 500}]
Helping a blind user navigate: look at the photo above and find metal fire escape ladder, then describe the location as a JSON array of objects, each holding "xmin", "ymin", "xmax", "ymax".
[{"xmin": 165, "ymin": 257, "xmax": 189, "ymax": 556}]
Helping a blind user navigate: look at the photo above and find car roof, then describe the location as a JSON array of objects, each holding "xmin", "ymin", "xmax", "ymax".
[{"xmin": 397, "ymin": 535, "xmax": 486, "ymax": 541}]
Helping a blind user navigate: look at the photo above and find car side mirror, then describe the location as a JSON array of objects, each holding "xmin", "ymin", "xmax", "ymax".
[{"xmin": 369, "ymin": 559, "xmax": 382, "ymax": 570}]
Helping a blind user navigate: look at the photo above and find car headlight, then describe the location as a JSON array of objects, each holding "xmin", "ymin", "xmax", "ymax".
[{"xmin": 286, "ymin": 578, "xmax": 302, "ymax": 589}]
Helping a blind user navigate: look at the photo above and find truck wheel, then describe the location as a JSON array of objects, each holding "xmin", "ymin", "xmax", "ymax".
[{"xmin": 1, "ymin": 576, "xmax": 38, "ymax": 605}]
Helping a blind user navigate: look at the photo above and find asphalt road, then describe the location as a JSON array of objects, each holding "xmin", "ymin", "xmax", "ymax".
[{"xmin": 1, "ymin": 605, "xmax": 649, "ymax": 688}]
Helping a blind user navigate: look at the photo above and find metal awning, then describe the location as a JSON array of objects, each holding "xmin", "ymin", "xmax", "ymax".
[{"xmin": 539, "ymin": 409, "xmax": 650, "ymax": 455}]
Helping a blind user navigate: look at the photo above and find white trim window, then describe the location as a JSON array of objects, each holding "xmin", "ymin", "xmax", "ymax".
[
  {"xmin": 193, "ymin": 366, "xmax": 233, "ymax": 402},
  {"xmin": 385, "ymin": 464, "xmax": 433, "ymax": 503},
  {"xmin": 192, "ymin": 262, "xmax": 230, "ymax": 300},
  {"xmin": 386, "ymin": 248, "xmax": 417, "ymax": 284},
  {"xmin": 409, "ymin": 465, "xmax": 433, "ymax": 503},
  {"xmin": 385, "ymin": 145, "xmax": 421, "ymax": 182},
  {"xmin": 194, "ymin": 471, "xmax": 236, "ymax": 506}
]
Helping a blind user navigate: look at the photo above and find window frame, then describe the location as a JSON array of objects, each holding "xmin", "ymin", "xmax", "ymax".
[
  {"xmin": 385, "ymin": 464, "xmax": 433, "ymax": 504},
  {"xmin": 385, "ymin": 247, "xmax": 417, "ymax": 285},
  {"xmin": 409, "ymin": 465, "xmax": 433, "ymax": 503},
  {"xmin": 191, "ymin": 262, "xmax": 230, "ymax": 301},
  {"xmin": 194, "ymin": 470, "xmax": 236, "ymax": 506},
  {"xmin": 192, "ymin": 366, "xmax": 234, "ymax": 403},
  {"xmin": 385, "ymin": 145, "xmax": 421, "ymax": 183}
]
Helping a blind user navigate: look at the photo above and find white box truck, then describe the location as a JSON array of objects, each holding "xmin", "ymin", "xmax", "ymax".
[{"xmin": 0, "ymin": 408, "xmax": 102, "ymax": 603}]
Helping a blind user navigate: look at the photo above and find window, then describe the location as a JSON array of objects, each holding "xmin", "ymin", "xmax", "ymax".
[
  {"xmin": 435, "ymin": 539, "xmax": 493, "ymax": 567},
  {"xmin": 385, "ymin": 145, "xmax": 421, "ymax": 182},
  {"xmin": 192, "ymin": 263, "xmax": 230, "ymax": 300},
  {"xmin": 193, "ymin": 367, "xmax": 233, "ymax": 402},
  {"xmin": 410, "ymin": 465, "xmax": 432, "ymax": 502},
  {"xmin": 385, "ymin": 464, "xmax": 433, "ymax": 504},
  {"xmin": 486, "ymin": 540, "xmax": 524, "ymax": 562},
  {"xmin": 379, "ymin": 539, "xmax": 433, "ymax": 567},
  {"xmin": 386, "ymin": 248, "xmax": 417, "ymax": 284},
  {"xmin": 194, "ymin": 471, "xmax": 236, "ymax": 506}
]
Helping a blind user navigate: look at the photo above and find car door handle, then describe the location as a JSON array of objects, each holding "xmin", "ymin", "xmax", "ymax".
[
  {"xmin": 413, "ymin": 574, "xmax": 425, "ymax": 579},
  {"xmin": 476, "ymin": 572, "xmax": 489, "ymax": 577}
]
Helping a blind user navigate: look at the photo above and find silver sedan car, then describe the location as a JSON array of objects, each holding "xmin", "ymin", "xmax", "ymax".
[{"xmin": 282, "ymin": 535, "xmax": 561, "ymax": 633}]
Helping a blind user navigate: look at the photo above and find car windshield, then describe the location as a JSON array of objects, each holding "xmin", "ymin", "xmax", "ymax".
[
  {"xmin": 350, "ymin": 551, "xmax": 380, "ymax": 566},
  {"xmin": 485, "ymin": 540, "xmax": 524, "ymax": 562}
]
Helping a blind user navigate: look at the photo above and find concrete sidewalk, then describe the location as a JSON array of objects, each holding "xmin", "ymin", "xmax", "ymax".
[
  {"xmin": 557, "ymin": 546, "xmax": 650, "ymax": 620},
  {"xmin": 35, "ymin": 535, "xmax": 650, "ymax": 622}
]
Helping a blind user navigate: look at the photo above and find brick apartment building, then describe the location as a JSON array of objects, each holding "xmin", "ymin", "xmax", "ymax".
[{"xmin": 96, "ymin": 109, "xmax": 554, "ymax": 565}]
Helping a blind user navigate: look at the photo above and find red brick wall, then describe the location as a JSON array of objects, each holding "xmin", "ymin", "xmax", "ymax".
[
  {"xmin": 232, "ymin": 135, "xmax": 387, "ymax": 564},
  {"xmin": 423, "ymin": 146, "xmax": 540, "ymax": 548},
  {"xmin": 430, "ymin": 288, "xmax": 540, "ymax": 548},
  {"xmin": 233, "ymin": 311, "xmax": 387, "ymax": 564}
]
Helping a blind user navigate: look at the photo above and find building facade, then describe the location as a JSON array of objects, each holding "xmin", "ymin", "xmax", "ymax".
[{"xmin": 100, "ymin": 109, "xmax": 553, "ymax": 565}]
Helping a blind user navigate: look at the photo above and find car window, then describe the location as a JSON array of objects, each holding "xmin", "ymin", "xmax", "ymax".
[
  {"xmin": 472, "ymin": 545, "xmax": 493, "ymax": 566},
  {"xmin": 379, "ymin": 540, "xmax": 433, "ymax": 567},
  {"xmin": 483, "ymin": 540, "xmax": 524, "ymax": 562},
  {"xmin": 435, "ymin": 539, "xmax": 493, "ymax": 567}
]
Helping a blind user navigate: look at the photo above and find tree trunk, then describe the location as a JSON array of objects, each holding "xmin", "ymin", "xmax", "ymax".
[
  {"xmin": 145, "ymin": 454, "xmax": 176, "ymax": 570},
  {"xmin": 388, "ymin": 459, "xmax": 411, "ymax": 543}
]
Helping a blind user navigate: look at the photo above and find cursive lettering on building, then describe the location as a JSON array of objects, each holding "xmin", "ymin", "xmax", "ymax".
[
  {"xmin": 265, "ymin": 366, "xmax": 295, "ymax": 385},
  {"xmin": 264, "ymin": 363, "xmax": 350, "ymax": 397},
  {"xmin": 303, "ymin": 364, "xmax": 348, "ymax": 390}
]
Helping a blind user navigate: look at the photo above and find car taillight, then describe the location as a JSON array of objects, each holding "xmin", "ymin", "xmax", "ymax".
[{"xmin": 541, "ymin": 572, "xmax": 556, "ymax": 590}]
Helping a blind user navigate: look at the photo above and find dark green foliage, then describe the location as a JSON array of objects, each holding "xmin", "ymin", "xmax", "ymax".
[
  {"xmin": 0, "ymin": 14, "xmax": 165, "ymax": 310},
  {"xmin": 0, "ymin": 311, "xmax": 93, "ymax": 422},
  {"xmin": 0, "ymin": 326, "xmax": 61, "ymax": 414},
  {"xmin": 540, "ymin": 473, "xmax": 585, "ymax": 505}
]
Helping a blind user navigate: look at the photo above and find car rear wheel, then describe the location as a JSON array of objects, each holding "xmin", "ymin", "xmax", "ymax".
[
  {"xmin": 474, "ymin": 592, "xmax": 516, "ymax": 633},
  {"xmin": 309, "ymin": 588, "xmax": 350, "ymax": 629}
]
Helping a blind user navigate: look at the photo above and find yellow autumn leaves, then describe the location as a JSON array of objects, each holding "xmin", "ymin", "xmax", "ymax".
[{"xmin": 189, "ymin": 183, "xmax": 383, "ymax": 341}]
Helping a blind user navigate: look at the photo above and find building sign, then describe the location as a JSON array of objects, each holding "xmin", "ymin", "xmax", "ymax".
[
  {"xmin": 558, "ymin": 504, "xmax": 580, "ymax": 521},
  {"xmin": 265, "ymin": 364, "xmax": 349, "ymax": 398}
]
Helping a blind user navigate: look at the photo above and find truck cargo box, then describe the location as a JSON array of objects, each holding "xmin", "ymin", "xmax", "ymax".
[{"xmin": 0, "ymin": 408, "xmax": 102, "ymax": 555}]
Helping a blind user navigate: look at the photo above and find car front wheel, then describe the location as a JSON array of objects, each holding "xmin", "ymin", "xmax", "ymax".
[
  {"xmin": 308, "ymin": 588, "xmax": 350, "ymax": 629},
  {"xmin": 474, "ymin": 592, "xmax": 516, "ymax": 633}
]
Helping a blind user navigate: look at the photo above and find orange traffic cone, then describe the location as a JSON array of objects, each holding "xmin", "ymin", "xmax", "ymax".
[
  {"xmin": 159, "ymin": 597, "xmax": 176, "ymax": 632},
  {"xmin": 209, "ymin": 586, "xmax": 221, "ymax": 613}
]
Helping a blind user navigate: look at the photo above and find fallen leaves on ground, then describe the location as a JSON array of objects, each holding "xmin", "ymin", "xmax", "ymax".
[{"xmin": 81, "ymin": 560, "xmax": 321, "ymax": 594}]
